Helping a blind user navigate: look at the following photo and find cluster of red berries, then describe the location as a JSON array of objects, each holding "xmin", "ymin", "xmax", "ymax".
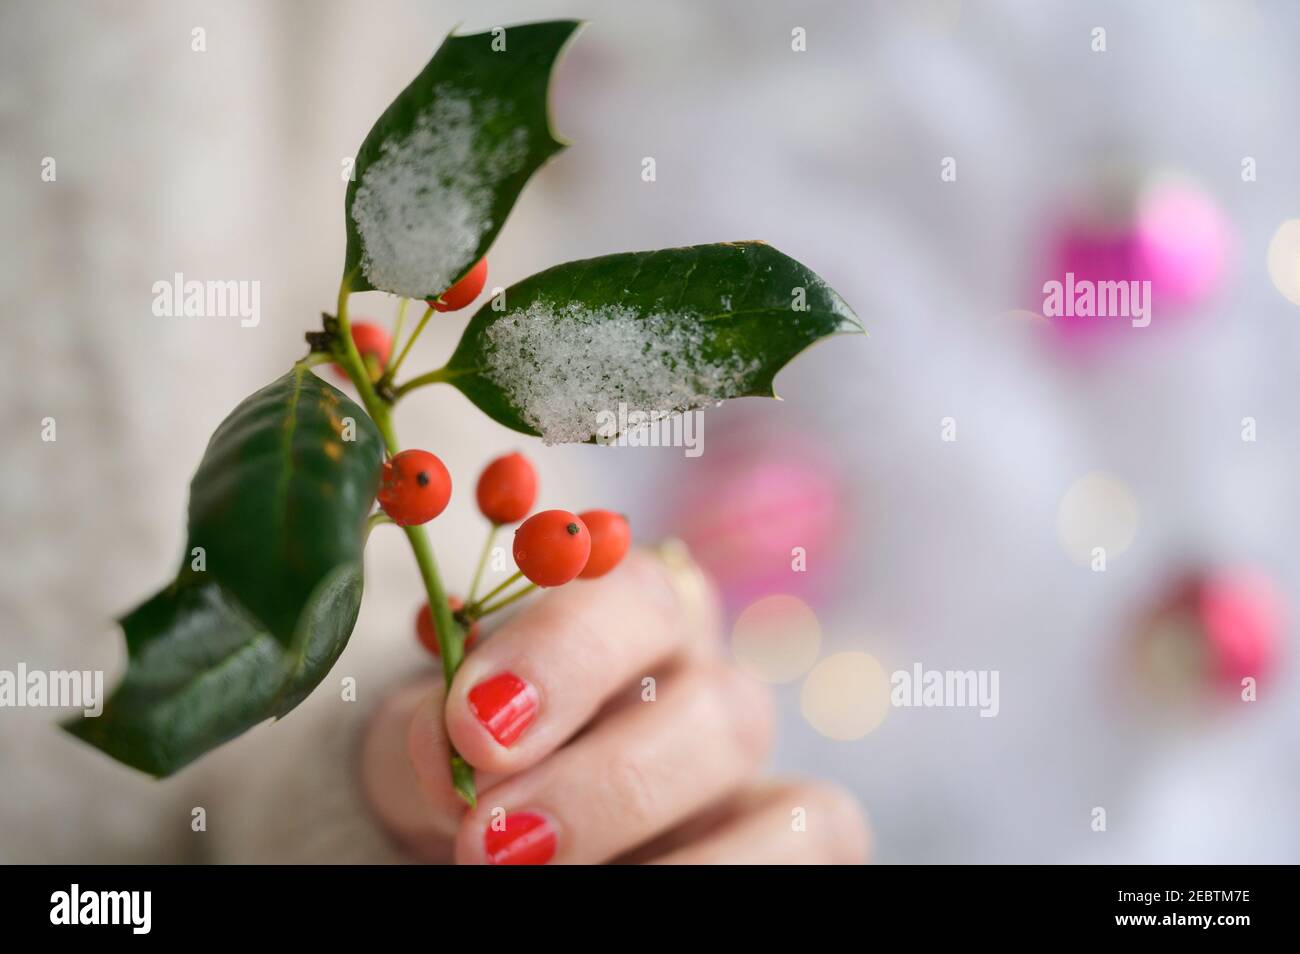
[
  {"xmin": 334, "ymin": 257, "xmax": 490, "ymax": 382},
  {"xmin": 338, "ymin": 256, "xmax": 629, "ymax": 658},
  {"xmin": 377, "ymin": 448, "xmax": 631, "ymax": 658}
]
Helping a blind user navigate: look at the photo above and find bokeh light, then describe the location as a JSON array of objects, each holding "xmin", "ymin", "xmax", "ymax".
[
  {"xmin": 731, "ymin": 594, "xmax": 822, "ymax": 683},
  {"xmin": 1135, "ymin": 175, "xmax": 1231, "ymax": 308},
  {"xmin": 1267, "ymin": 219, "xmax": 1300, "ymax": 307},
  {"xmin": 801, "ymin": 652, "xmax": 891, "ymax": 740},
  {"xmin": 1057, "ymin": 472, "xmax": 1139, "ymax": 566}
]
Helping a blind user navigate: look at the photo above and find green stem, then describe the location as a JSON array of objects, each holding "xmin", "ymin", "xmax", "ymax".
[
  {"xmin": 403, "ymin": 523, "xmax": 477, "ymax": 803},
  {"xmin": 334, "ymin": 272, "xmax": 476, "ymax": 808},
  {"xmin": 385, "ymin": 298, "xmax": 410, "ymax": 372},
  {"xmin": 403, "ymin": 526, "xmax": 463, "ymax": 676},
  {"xmin": 468, "ymin": 570, "xmax": 523, "ymax": 614},
  {"xmin": 469, "ymin": 582, "xmax": 537, "ymax": 620},
  {"xmin": 365, "ymin": 511, "xmax": 392, "ymax": 540},
  {"xmin": 384, "ymin": 303, "xmax": 433, "ymax": 384},
  {"xmin": 295, "ymin": 352, "xmax": 332, "ymax": 370},
  {"xmin": 466, "ymin": 525, "xmax": 499, "ymax": 604},
  {"xmin": 394, "ymin": 364, "xmax": 464, "ymax": 399}
]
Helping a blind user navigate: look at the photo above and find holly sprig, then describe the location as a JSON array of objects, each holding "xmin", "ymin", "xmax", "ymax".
[{"xmin": 66, "ymin": 20, "xmax": 862, "ymax": 805}]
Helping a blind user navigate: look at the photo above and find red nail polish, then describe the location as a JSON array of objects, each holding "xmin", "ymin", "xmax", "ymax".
[
  {"xmin": 468, "ymin": 672, "xmax": 538, "ymax": 746},
  {"xmin": 484, "ymin": 812, "xmax": 557, "ymax": 865}
]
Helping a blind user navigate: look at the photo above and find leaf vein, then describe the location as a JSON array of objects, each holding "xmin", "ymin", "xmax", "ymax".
[
  {"xmin": 274, "ymin": 366, "xmax": 307, "ymax": 577},
  {"xmin": 676, "ymin": 258, "xmax": 700, "ymax": 307}
]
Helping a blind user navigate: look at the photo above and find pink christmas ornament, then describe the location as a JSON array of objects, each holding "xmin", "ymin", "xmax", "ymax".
[
  {"xmin": 669, "ymin": 433, "xmax": 846, "ymax": 608},
  {"xmin": 1138, "ymin": 569, "xmax": 1285, "ymax": 697},
  {"xmin": 1037, "ymin": 174, "xmax": 1231, "ymax": 355},
  {"xmin": 1198, "ymin": 571, "xmax": 1285, "ymax": 688}
]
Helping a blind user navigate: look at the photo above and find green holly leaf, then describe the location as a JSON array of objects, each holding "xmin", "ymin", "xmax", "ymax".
[
  {"xmin": 188, "ymin": 369, "xmax": 384, "ymax": 644},
  {"xmin": 343, "ymin": 19, "xmax": 579, "ymax": 299},
  {"xmin": 440, "ymin": 242, "xmax": 862, "ymax": 442},
  {"xmin": 64, "ymin": 368, "xmax": 383, "ymax": 776}
]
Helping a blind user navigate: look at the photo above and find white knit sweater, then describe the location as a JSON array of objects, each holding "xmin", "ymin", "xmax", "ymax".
[{"xmin": 5, "ymin": 0, "xmax": 1300, "ymax": 864}]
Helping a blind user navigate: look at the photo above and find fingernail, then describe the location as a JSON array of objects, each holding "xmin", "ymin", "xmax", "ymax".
[
  {"xmin": 468, "ymin": 672, "xmax": 538, "ymax": 747},
  {"xmin": 484, "ymin": 811, "xmax": 557, "ymax": 865}
]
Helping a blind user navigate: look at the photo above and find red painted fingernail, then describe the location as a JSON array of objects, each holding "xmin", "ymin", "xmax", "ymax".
[
  {"xmin": 468, "ymin": 672, "xmax": 538, "ymax": 747},
  {"xmin": 484, "ymin": 812, "xmax": 557, "ymax": 865}
]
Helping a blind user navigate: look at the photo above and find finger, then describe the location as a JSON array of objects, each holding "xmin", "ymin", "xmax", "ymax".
[
  {"xmin": 360, "ymin": 679, "xmax": 459, "ymax": 860},
  {"xmin": 647, "ymin": 781, "xmax": 870, "ymax": 865},
  {"xmin": 453, "ymin": 662, "xmax": 774, "ymax": 865},
  {"xmin": 444, "ymin": 546, "xmax": 721, "ymax": 776},
  {"xmin": 359, "ymin": 678, "xmax": 501, "ymax": 859}
]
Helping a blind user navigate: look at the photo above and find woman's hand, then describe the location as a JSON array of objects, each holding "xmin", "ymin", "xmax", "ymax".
[{"xmin": 361, "ymin": 548, "xmax": 869, "ymax": 864}]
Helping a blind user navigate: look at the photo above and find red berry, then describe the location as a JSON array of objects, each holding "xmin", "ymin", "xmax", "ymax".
[
  {"xmin": 377, "ymin": 450, "xmax": 451, "ymax": 526},
  {"xmin": 430, "ymin": 258, "xmax": 488, "ymax": 312},
  {"xmin": 476, "ymin": 452, "xmax": 537, "ymax": 525},
  {"xmin": 577, "ymin": 510, "xmax": 631, "ymax": 579},
  {"xmin": 513, "ymin": 510, "xmax": 591, "ymax": 587},
  {"xmin": 331, "ymin": 321, "xmax": 391, "ymax": 382},
  {"xmin": 416, "ymin": 596, "xmax": 480, "ymax": 659}
]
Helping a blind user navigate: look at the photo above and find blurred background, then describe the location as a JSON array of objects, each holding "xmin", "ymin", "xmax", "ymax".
[{"xmin": 3, "ymin": 0, "xmax": 1300, "ymax": 863}]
